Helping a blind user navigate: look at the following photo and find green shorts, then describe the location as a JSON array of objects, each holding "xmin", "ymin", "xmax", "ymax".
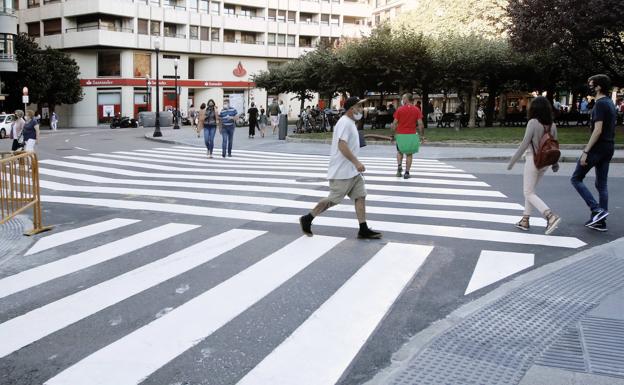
[{"xmin": 324, "ymin": 175, "xmax": 367, "ymax": 205}]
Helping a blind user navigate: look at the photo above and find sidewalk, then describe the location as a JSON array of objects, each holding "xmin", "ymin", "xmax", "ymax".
[
  {"xmin": 368, "ymin": 238, "xmax": 624, "ymax": 385},
  {"xmin": 144, "ymin": 126, "xmax": 624, "ymax": 162}
]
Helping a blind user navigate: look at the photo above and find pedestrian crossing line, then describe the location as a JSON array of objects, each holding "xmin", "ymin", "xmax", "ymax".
[
  {"xmin": 38, "ymin": 180, "xmax": 542, "ymax": 226},
  {"xmin": 115, "ymin": 150, "xmax": 465, "ymax": 173},
  {"xmin": 136, "ymin": 149, "xmax": 460, "ymax": 170},
  {"xmin": 0, "ymin": 229, "xmax": 265, "ymax": 359},
  {"xmin": 464, "ymin": 250, "xmax": 535, "ymax": 295},
  {"xmin": 38, "ymin": 162, "xmax": 507, "ymax": 199},
  {"xmin": 172, "ymin": 146, "xmax": 445, "ymax": 164},
  {"xmin": 237, "ymin": 243, "xmax": 433, "ymax": 385},
  {"xmin": 0, "ymin": 223, "xmax": 199, "ymax": 300},
  {"xmin": 39, "ymin": 169, "xmax": 521, "ymax": 210},
  {"xmin": 65, "ymin": 155, "xmax": 479, "ymax": 180},
  {"xmin": 40, "ymin": 196, "xmax": 586, "ymax": 248},
  {"xmin": 43, "ymin": 235, "xmax": 345, "ymax": 385},
  {"xmin": 25, "ymin": 218, "xmax": 140, "ymax": 256}
]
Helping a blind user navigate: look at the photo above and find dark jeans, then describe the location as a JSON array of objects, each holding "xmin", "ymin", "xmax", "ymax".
[
  {"xmin": 570, "ymin": 147, "xmax": 613, "ymax": 212},
  {"xmin": 203, "ymin": 125, "xmax": 216, "ymax": 154},
  {"xmin": 249, "ymin": 119, "xmax": 258, "ymax": 136},
  {"xmin": 221, "ymin": 125, "xmax": 235, "ymax": 156}
]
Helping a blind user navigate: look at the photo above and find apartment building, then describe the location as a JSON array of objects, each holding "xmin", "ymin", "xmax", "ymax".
[
  {"xmin": 1, "ymin": 0, "xmax": 18, "ymax": 107},
  {"xmin": 16, "ymin": 0, "xmax": 371, "ymax": 127},
  {"xmin": 371, "ymin": 0, "xmax": 414, "ymax": 26}
]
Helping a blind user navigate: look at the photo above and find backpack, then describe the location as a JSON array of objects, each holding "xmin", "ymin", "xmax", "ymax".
[{"xmin": 531, "ymin": 124, "xmax": 560, "ymax": 168}]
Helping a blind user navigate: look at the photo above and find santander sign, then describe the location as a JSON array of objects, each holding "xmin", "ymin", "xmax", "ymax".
[{"xmin": 233, "ymin": 61, "xmax": 247, "ymax": 77}]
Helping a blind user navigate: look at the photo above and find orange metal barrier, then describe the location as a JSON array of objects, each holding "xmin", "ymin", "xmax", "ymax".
[{"xmin": 0, "ymin": 151, "xmax": 53, "ymax": 236}]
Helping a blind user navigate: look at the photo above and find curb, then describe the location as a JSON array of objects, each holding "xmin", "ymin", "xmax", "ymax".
[
  {"xmin": 145, "ymin": 133, "xmax": 624, "ymax": 163},
  {"xmin": 364, "ymin": 236, "xmax": 624, "ymax": 385}
]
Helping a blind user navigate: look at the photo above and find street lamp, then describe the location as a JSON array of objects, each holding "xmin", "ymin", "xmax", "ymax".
[
  {"xmin": 153, "ymin": 39, "xmax": 162, "ymax": 137},
  {"xmin": 173, "ymin": 58, "xmax": 180, "ymax": 130}
]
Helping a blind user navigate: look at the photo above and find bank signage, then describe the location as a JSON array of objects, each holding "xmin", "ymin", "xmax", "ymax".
[{"xmin": 80, "ymin": 79, "xmax": 255, "ymax": 88}]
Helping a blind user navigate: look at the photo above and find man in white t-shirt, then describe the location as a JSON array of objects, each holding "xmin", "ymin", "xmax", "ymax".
[{"xmin": 299, "ymin": 97, "xmax": 382, "ymax": 239}]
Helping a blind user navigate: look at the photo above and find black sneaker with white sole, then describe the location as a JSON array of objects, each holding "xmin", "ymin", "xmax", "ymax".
[
  {"xmin": 587, "ymin": 219, "xmax": 608, "ymax": 232},
  {"xmin": 587, "ymin": 209, "xmax": 609, "ymax": 226}
]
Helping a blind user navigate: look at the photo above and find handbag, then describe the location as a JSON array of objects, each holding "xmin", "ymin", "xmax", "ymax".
[
  {"xmin": 11, "ymin": 124, "xmax": 24, "ymax": 151},
  {"xmin": 395, "ymin": 133, "xmax": 420, "ymax": 154}
]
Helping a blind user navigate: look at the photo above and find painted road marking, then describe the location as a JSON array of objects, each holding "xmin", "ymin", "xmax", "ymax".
[{"xmin": 464, "ymin": 250, "xmax": 535, "ymax": 295}]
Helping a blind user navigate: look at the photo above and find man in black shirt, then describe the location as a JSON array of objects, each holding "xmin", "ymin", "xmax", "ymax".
[
  {"xmin": 248, "ymin": 102, "xmax": 259, "ymax": 138},
  {"xmin": 571, "ymin": 74, "xmax": 617, "ymax": 232}
]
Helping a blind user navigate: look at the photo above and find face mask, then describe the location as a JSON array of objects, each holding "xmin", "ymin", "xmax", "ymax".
[{"xmin": 353, "ymin": 112, "xmax": 363, "ymax": 121}]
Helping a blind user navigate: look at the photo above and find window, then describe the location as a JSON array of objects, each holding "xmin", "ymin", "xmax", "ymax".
[
  {"xmin": 0, "ymin": 34, "xmax": 14, "ymax": 59},
  {"xmin": 277, "ymin": 10, "xmax": 286, "ymax": 22},
  {"xmin": 98, "ymin": 52, "xmax": 121, "ymax": 77},
  {"xmin": 190, "ymin": 25, "xmax": 199, "ymax": 40},
  {"xmin": 331, "ymin": 15, "xmax": 340, "ymax": 25},
  {"xmin": 300, "ymin": 13, "xmax": 314, "ymax": 23},
  {"xmin": 241, "ymin": 32, "xmax": 255, "ymax": 44},
  {"xmin": 240, "ymin": 7, "xmax": 251, "ymax": 17},
  {"xmin": 43, "ymin": 18, "xmax": 61, "ymax": 35},
  {"xmin": 200, "ymin": 26, "xmax": 209, "ymax": 40},
  {"xmin": 299, "ymin": 36, "xmax": 312, "ymax": 47},
  {"xmin": 268, "ymin": 33, "xmax": 275, "ymax": 45},
  {"xmin": 199, "ymin": 0, "xmax": 208, "ymax": 12},
  {"xmin": 188, "ymin": 58, "xmax": 195, "ymax": 79},
  {"xmin": 189, "ymin": 0, "xmax": 198, "ymax": 10},
  {"xmin": 163, "ymin": 23, "xmax": 177, "ymax": 37},
  {"xmin": 27, "ymin": 22, "xmax": 40, "ymax": 37},
  {"xmin": 224, "ymin": 30, "xmax": 235, "ymax": 42},
  {"xmin": 210, "ymin": 1, "xmax": 219, "ymax": 14},
  {"xmin": 150, "ymin": 20, "xmax": 160, "ymax": 36},
  {"xmin": 27, "ymin": 0, "xmax": 39, "ymax": 8},
  {"xmin": 277, "ymin": 34, "xmax": 285, "ymax": 46},
  {"xmin": 138, "ymin": 19, "xmax": 148, "ymax": 35},
  {"xmin": 133, "ymin": 53, "xmax": 151, "ymax": 78},
  {"xmin": 287, "ymin": 11, "xmax": 296, "ymax": 23},
  {"xmin": 98, "ymin": 91, "xmax": 121, "ymax": 123},
  {"xmin": 321, "ymin": 14, "xmax": 329, "ymax": 24},
  {"xmin": 287, "ymin": 34, "xmax": 295, "ymax": 46},
  {"xmin": 224, "ymin": 4, "xmax": 234, "ymax": 14},
  {"xmin": 267, "ymin": 9, "xmax": 276, "ymax": 21},
  {"xmin": 210, "ymin": 28, "xmax": 219, "ymax": 41}
]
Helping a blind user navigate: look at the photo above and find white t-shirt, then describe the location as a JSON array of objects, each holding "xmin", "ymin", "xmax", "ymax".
[{"xmin": 327, "ymin": 115, "xmax": 359, "ymax": 180}]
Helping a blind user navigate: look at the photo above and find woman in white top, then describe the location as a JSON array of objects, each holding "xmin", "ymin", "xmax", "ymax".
[{"xmin": 507, "ymin": 96, "xmax": 561, "ymax": 235}]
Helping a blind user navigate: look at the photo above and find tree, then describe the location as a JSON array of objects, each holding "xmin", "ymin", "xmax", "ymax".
[
  {"xmin": 507, "ymin": 0, "xmax": 624, "ymax": 85},
  {"xmin": 3, "ymin": 34, "xmax": 83, "ymax": 113}
]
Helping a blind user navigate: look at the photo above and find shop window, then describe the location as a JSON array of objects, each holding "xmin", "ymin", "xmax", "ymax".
[
  {"xmin": 27, "ymin": 22, "xmax": 40, "ymax": 37},
  {"xmin": 97, "ymin": 91, "xmax": 121, "ymax": 123},
  {"xmin": 43, "ymin": 18, "xmax": 62, "ymax": 35},
  {"xmin": 98, "ymin": 52, "xmax": 121, "ymax": 77},
  {"xmin": 133, "ymin": 52, "xmax": 151, "ymax": 78},
  {"xmin": 138, "ymin": 19, "xmax": 149, "ymax": 35}
]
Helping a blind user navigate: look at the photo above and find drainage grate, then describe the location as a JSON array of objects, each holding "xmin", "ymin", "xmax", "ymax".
[{"xmin": 390, "ymin": 252, "xmax": 624, "ymax": 385}]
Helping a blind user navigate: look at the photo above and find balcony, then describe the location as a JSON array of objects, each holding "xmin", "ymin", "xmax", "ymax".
[
  {"xmin": 64, "ymin": 27, "xmax": 135, "ymax": 49},
  {"xmin": 66, "ymin": 24, "xmax": 134, "ymax": 33},
  {"xmin": 0, "ymin": 54, "xmax": 17, "ymax": 72}
]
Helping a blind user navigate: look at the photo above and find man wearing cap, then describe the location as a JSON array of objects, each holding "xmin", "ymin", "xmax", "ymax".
[{"xmin": 299, "ymin": 97, "xmax": 382, "ymax": 239}]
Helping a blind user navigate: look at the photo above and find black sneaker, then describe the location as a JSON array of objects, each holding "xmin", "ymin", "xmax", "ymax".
[
  {"xmin": 587, "ymin": 209, "xmax": 609, "ymax": 226},
  {"xmin": 299, "ymin": 215, "xmax": 313, "ymax": 236},
  {"xmin": 358, "ymin": 227, "xmax": 382, "ymax": 239},
  {"xmin": 403, "ymin": 171, "xmax": 410, "ymax": 180},
  {"xmin": 587, "ymin": 220, "xmax": 608, "ymax": 232},
  {"xmin": 396, "ymin": 166, "xmax": 403, "ymax": 177}
]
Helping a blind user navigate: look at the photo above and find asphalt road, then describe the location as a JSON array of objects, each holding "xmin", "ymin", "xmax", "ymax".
[{"xmin": 0, "ymin": 126, "xmax": 622, "ymax": 385}]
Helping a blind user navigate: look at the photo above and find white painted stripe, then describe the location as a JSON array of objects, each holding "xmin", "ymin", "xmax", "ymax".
[
  {"xmin": 44, "ymin": 235, "xmax": 344, "ymax": 385},
  {"xmin": 0, "ymin": 229, "xmax": 264, "ymax": 358},
  {"xmin": 39, "ymin": 168, "xmax": 521, "ymax": 210},
  {"xmin": 39, "ymin": 179, "xmax": 540, "ymax": 225},
  {"xmin": 0, "ymin": 223, "xmax": 199, "ymax": 300},
  {"xmin": 115, "ymin": 150, "xmax": 463, "ymax": 172},
  {"xmin": 66, "ymin": 155, "xmax": 478, "ymax": 180},
  {"xmin": 238, "ymin": 242, "xmax": 432, "ymax": 385},
  {"xmin": 41, "ymin": 196, "xmax": 586, "ymax": 248},
  {"xmin": 145, "ymin": 148, "xmax": 453, "ymax": 168},
  {"xmin": 25, "ymin": 218, "xmax": 140, "ymax": 256},
  {"xmin": 464, "ymin": 250, "xmax": 535, "ymax": 295}
]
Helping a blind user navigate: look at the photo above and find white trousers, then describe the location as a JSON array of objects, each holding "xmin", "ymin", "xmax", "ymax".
[
  {"xmin": 523, "ymin": 155, "xmax": 549, "ymax": 216},
  {"xmin": 51, "ymin": 121, "xmax": 58, "ymax": 130}
]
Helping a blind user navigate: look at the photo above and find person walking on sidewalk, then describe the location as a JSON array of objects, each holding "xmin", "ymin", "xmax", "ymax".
[
  {"xmin": 248, "ymin": 102, "xmax": 259, "ymax": 139},
  {"xmin": 219, "ymin": 99, "xmax": 239, "ymax": 158},
  {"xmin": 268, "ymin": 100, "xmax": 280, "ymax": 135},
  {"xmin": 196, "ymin": 103, "xmax": 206, "ymax": 138},
  {"xmin": 259, "ymin": 107, "xmax": 268, "ymax": 138},
  {"xmin": 203, "ymin": 100, "xmax": 219, "ymax": 158},
  {"xmin": 299, "ymin": 97, "xmax": 382, "ymax": 240},
  {"xmin": 51, "ymin": 112, "xmax": 58, "ymax": 131},
  {"xmin": 571, "ymin": 74, "xmax": 617, "ymax": 232},
  {"xmin": 392, "ymin": 93, "xmax": 424, "ymax": 179},
  {"xmin": 507, "ymin": 96, "xmax": 561, "ymax": 235},
  {"xmin": 23, "ymin": 110, "xmax": 40, "ymax": 153}
]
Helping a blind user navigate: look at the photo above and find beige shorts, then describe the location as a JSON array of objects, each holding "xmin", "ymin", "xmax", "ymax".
[
  {"xmin": 270, "ymin": 115, "xmax": 279, "ymax": 126},
  {"xmin": 323, "ymin": 175, "xmax": 367, "ymax": 205}
]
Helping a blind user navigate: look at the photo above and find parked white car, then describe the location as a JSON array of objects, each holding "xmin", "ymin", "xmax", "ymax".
[{"xmin": 0, "ymin": 114, "xmax": 17, "ymax": 139}]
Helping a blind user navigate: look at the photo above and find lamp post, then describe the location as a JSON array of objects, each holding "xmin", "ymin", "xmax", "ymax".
[
  {"xmin": 145, "ymin": 73, "xmax": 150, "ymax": 111},
  {"xmin": 173, "ymin": 58, "xmax": 180, "ymax": 129},
  {"xmin": 153, "ymin": 39, "xmax": 162, "ymax": 137}
]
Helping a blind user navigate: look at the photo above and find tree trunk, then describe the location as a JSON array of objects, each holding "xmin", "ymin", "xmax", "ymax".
[
  {"xmin": 499, "ymin": 93, "xmax": 507, "ymax": 121},
  {"xmin": 421, "ymin": 85, "xmax": 430, "ymax": 129},
  {"xmin": 468, "ymin": 80, "xmax": 479, "ymax": 128},
  {"xmin": 442, "ymin": 91, "xmax": 448, "ymax": 113},
  {"xmin": 485, "ymin": 82, "xmax": 498, "ymax": 127}
]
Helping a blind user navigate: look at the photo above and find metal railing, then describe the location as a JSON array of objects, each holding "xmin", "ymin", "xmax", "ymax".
[
  {"xmin": 66, "ymin": 24, "xmax": 134, "ymax": 33},
  {"xmin": 0, "ymin": 152, "xmax": 53, "ymax": 236}
]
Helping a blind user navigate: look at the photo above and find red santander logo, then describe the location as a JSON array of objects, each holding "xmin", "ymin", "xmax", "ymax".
[{"xmin": 233, "ymin": 61, "xmax": 247, "ymax": 77}]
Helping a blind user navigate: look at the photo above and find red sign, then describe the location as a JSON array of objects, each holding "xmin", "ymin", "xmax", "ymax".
[
  {"xmin": 80, "ymin": 78, "xmax": 255, "ymax": 88},
  {"xmin": 233, "ymin": 61, "xmax": 247, "ymax": 78}
]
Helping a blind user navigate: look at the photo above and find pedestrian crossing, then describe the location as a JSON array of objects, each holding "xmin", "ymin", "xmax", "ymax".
[{"xmin": 0, "ymin": 146, "xmax": 589, "ymax": 385}]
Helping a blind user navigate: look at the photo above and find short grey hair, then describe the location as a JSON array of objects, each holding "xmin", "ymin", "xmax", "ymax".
[
  {"xmin": 14, "ymin": 109, "xmax": 24, "ymax": 118},
  {"xmin": 403, "ymin": 93, "xmax": 414, "ymax": 102}
]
